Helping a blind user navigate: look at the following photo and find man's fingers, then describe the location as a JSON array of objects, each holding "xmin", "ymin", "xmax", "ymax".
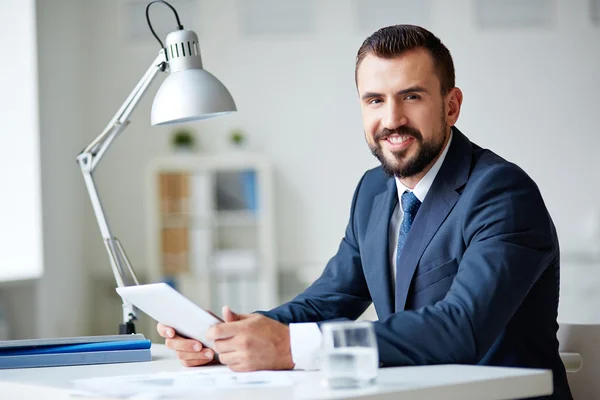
[
  {"xmin": 180, "ymin": 358, "xmax": 212, "ymax": 368},
  {"xmin": 206, "ymin": 321, "xmax": 242, "ymax": 341},
  {"xmin": 213, "ymin": 337, "xmax": 239, "ymax": 354},
  {"xmin": 206, "ymin": 309, "xmax": 224, "ymax": 322},
  {"xmin": 176, "ymin": 349, "xmax": 214, "ymax": 361},
  {"xmin": 228, "ymin": 363, "xmax": 254, "ymax": 372},
  {"xmin": 165, "ymin": 337, "xmax": 203, "ymax": 352},
  {"xmin": 156, "ymin": 323, "xmax": 175, "ymax": 338},
  {"xmin": 217, "ymin": 350, "xmax": 242, "ymax": 366},
  {"xmin": 218, "ymin": 351, "xmax": 257, "ymax": 372},
  {"xmin": 222, "ymin": 306, "xmax": 240, "ymax": 322}
]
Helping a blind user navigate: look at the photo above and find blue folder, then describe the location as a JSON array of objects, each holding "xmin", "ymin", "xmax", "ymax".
[
  {"xmin": 0, "ymin": 339, "xmax": 150, "ymax": 356},
  {"xmin": 0, "ymin": 337, "xmax": 152, "ymax": 369}
]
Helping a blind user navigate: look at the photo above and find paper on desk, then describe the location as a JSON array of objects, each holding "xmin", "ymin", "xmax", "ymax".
[{"xmin": 70, "ymin": 369, "xmax": 293, "ymax": 399}]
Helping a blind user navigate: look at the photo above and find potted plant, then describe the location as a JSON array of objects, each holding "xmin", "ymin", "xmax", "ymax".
[
  {"xmin": 229, "ymin": 128, "xmax": 246, "ymax": 149},
  {"xmin": 171, "ymin": 129, "xmax": 196, "ymax": 152}
]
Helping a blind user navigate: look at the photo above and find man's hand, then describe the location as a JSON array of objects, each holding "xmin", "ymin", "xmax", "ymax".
[
  {"xmin": 206, "ymin": 306, "xmax": 295, "ymax": 372},
  {"xmin": 156, "ymin": 323, "xmax": 216, "ymax": 367}
]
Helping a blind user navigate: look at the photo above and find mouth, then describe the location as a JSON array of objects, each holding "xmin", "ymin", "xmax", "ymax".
[{"xmin": 380, "ymin": 134, "xmax": 415, "ymax": 151}]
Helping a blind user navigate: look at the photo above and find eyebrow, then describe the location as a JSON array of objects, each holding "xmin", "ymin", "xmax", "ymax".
[{"xmin": 361, "ymin": 85, "xmax": 429, "ymax": 101}]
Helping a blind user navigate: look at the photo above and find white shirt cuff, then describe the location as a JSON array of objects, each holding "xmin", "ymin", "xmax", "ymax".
[{"xmin": 289, "ymin": 322, "xmax": 322, "ymax": 370}]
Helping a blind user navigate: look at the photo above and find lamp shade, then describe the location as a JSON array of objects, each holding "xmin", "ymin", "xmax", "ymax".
[
  {"xmin": 151, "ymin": 68, "xmax": 236, "ymax": 126},
  {"xmin": 150, "ymin": 29, "xmax": 236, "ymax": 126}
]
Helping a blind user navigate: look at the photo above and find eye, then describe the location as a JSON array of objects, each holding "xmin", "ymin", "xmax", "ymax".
[
  {"xmin": 368, "ymin": 98, "xmax": 382, "ymax": 105},
  {"xmin": 405, "ymin": 94, "xmax": 421, "ymax": 100}
]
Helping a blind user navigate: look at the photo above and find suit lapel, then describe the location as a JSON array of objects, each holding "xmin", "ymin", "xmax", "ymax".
[
  {"xmin": 394, "ymin": 128, "xmax": 472, "ymax": 311},
  {"xmin": 363, "ymin": 177, "xmax": 397, "ymax": 319}
]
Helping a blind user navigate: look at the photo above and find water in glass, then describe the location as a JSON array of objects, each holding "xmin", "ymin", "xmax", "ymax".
[{"xmin": 320, "ymin": 321, "xmax": 379, "ymax": 389}]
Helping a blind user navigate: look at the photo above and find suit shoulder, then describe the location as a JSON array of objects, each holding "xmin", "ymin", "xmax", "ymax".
[
  {"xmin": 358, "ymin": 166, "xmax": 391, "ymax": 194},
  {"xmin": 469, "ymin": 147, "xmax": 538, "ymax": 191}
]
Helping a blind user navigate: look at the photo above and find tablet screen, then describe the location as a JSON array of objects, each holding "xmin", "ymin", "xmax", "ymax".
[{"xmin": 116, "ymin": 283, "xmax": 222, "ymax": 349}]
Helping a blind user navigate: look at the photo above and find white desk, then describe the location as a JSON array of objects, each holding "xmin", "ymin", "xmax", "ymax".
[{"xmin": 0, "ymin": 344, "xmax": 553, "ymax": 399}]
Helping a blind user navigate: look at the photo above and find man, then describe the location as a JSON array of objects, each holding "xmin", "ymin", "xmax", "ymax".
[{"xmin": 158, "ymin": 25, "xmax": 572, "ymax": 399}]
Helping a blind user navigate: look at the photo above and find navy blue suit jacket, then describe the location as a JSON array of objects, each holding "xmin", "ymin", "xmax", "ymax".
[{"xmin": 260, "ymin": 128, "xmax": 571, "ymax": 399}]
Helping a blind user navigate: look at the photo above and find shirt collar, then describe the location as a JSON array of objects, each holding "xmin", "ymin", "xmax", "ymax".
[{"xmin": 395, "ymin": 131, "xmax": 453, "ymax": 206}]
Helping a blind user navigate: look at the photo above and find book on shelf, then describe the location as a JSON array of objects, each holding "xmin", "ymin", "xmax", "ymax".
[
  {"xmin": 160, "ymin": 172, "xmax": 190, "ymax": 216},
  {"xmin": 161, "ymin": 227, "xmax": 190, "ymax": 275},
  {"xmin": 215, "ymin": 170, "xmax": 258, "ymax": 212}
]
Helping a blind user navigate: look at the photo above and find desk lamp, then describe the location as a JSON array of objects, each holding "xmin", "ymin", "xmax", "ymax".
[{"xmin": 76, "ymin": 0, "xmax": 236, "ymax": 334}]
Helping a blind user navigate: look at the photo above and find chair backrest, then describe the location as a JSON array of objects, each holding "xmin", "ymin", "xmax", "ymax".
[{"xmin": 558, "ymin": 323, "xmax": 600, "ymax": 399}]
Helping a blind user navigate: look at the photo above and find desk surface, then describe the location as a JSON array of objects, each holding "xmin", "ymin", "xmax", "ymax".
[{"xmin": 0, "ymin": 344, "xmax": 552, "ymax": 399}]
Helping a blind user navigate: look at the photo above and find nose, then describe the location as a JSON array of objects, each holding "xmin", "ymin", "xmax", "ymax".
[{"xmin": 383, "ymin": 100, "xmax": 408, "ymax": 130}]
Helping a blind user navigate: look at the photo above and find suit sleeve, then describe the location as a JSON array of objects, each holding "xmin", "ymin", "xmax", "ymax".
[
  {"xmin": 373, "ymin": 163, "xmax": 557, "ymax": 366},
  {"xmin": 257, "ymin": 173, "xmax": 372, "ymax": 324}
]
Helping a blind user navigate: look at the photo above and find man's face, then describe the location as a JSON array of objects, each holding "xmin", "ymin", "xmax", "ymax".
[{"xmin": 357, "ymin": 48, "xmax": 451, "ymax": 179}]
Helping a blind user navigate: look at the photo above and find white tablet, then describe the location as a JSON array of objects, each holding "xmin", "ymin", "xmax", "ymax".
[{"xmin": 116, "ymin": 283, "xmax": 223, "ymax": 349}]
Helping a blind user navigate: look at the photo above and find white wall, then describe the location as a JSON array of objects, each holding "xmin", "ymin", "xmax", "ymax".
[
  {"xmin": 445, "ymin": 1, "xmax": 600, "ymax": 254},
  {"xmin": 82, "ymin": 0, "xmax": 378, "ymax": 286},
  {"xmin": 34, "ymin": 0, "xmax": 90, "ymax": 339},
  {"xmin": 0, "ymin": 0, "xmax": 593, "ymax": 337},
  {"xmin": 0, "ymin": 0, "xmax": 90, "ymax": 339},
  {"xmin": 67, "ymin": 0, "xmax": 600, "ymax": 329},
  {"xmin": 0, "ymin": 0, "xmax": 591, "ymax": 339}
]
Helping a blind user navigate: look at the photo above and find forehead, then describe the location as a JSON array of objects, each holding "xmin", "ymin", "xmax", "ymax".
[{"xmin": 356, "ymin": 48, "xmax": 439, "ymax": 93}]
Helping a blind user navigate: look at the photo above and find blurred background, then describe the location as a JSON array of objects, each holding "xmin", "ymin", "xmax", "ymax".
[{"xmin": 0, "ymin": 0, "xmax": 599, "ymax": 341}]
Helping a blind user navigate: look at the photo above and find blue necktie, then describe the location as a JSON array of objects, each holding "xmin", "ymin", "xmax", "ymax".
[{"xmin": 396, "ymin": 191, "xmax": 422, "ymax": 267}]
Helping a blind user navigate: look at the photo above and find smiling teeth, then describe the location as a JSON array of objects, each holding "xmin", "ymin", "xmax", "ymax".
[{"xmin": 388, "ymin": 135, "xmax": 409, "ymax": 144}]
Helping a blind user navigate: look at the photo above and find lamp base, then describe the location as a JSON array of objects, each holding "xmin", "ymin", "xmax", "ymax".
[{"xmin": 119, "ymin": 321, "xmax": 136, "ymax": 335}]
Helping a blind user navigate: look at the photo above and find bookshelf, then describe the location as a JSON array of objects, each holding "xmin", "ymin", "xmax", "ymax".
[{"xmin": 145, "ymin": 153, "xmax": 276, "ymax": 339}]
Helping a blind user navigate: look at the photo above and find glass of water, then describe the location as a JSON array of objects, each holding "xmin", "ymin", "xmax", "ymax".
[{"xmin": 320, "ymin": 321, "xmax": 379, "ymax": 389}]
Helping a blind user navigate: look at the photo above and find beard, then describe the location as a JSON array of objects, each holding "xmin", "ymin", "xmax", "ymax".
[{"xmin": 369, "ymin": 119, "xmax": 447, "ymax": 178}]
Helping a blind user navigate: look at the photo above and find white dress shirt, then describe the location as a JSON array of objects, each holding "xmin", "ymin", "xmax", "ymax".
[{"xmin": 290, "ymin": 133, "xmax": 453, "ymax": 370}]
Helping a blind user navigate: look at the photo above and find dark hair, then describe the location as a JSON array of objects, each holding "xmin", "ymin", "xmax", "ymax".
[{"xmin": 355, "ymin": 25, "xmax": 455, "ymax": 95}]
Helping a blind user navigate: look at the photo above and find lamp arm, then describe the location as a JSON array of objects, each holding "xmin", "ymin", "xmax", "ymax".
[
  {"xmin": 76, "ymin": 50, "xmax": 167, "ymax": 333},
  {"xmin": 83, "ymin": 50, "xmax": 167, "ymax": 168}
]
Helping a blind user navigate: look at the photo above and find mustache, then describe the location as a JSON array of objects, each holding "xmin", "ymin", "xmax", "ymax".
[{"xmin": 374, "ymin": 126, "xmax": 422, "ymax": 141}]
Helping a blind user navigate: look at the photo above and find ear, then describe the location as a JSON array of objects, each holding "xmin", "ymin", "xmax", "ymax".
[{"xmin": 445, "ymin": 87, "xmax": 463, "ymax": 126}]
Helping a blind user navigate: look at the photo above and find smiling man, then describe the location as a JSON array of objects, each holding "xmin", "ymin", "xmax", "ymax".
[{"xmin": 157, "ymin": 25, "xmax": 572, "ymax": 399}]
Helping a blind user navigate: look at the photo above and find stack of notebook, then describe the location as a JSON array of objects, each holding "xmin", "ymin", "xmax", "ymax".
[{"xmin": 0, "ymin": 334, "xmax": 151, "ymax": 369}]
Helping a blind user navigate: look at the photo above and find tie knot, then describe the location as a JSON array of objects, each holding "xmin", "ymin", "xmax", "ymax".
[{"xmin": 401, "ymin": 191, "xmax": 421, "ymax": 218}]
